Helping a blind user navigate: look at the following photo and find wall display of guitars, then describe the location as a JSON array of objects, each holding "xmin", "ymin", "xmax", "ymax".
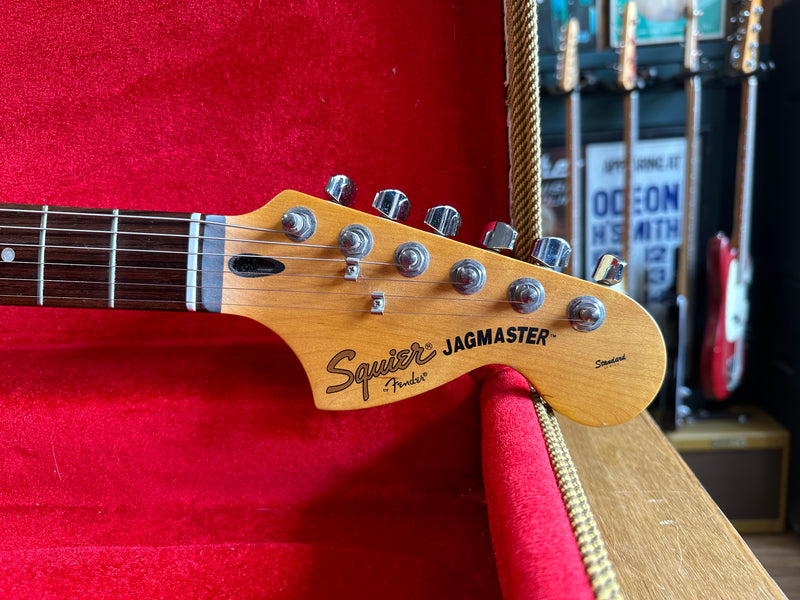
[
  {"xmin": 538, "ymin": 0, "xmax": 772, "ymax": 427},
  {"xmin": 700, "ymin": 0, "xmax": 764, "ymax": 401}
]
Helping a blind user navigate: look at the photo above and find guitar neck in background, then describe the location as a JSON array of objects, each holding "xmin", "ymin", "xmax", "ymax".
[
  {"xmin": 564, "ymin": 88, "xmax": 583, "ymax": 278},
  {"xmin": 732, "ymin": 75, "xmax": 758, "ymax": 275},
  {"xmin": 556, "ymin": 17, "xmax": 583, "ymax": 278},
  {"xmin": 729, "ymin": 0, "xmax": 763, "ymax": 275},
  {"xmin": 677, "ymin": 0, "xmax": 702, "ymax": 301},
  {"xmin": 617, "ymin": 1, "xmax": 639, "ymax": 298},
  {"xmin": 0, "ymin": 205, "xmax": 225, "ymax": 313}
]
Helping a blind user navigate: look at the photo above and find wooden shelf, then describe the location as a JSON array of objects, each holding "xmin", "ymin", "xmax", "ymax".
[{"xmin": 559, "ymin": 411, "xmax": 787, "ymax": 599}]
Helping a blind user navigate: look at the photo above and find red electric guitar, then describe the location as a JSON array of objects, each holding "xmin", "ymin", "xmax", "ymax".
[
  {"xmin": 700, "ymin": 0, "xmax": 763, "ymax": 400},
  {"xmin": 0, "ymin": 187, "xmax": 666, "ymax": 426}
]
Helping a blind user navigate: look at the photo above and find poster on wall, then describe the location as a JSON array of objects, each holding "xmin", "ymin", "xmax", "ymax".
[
  {"xmin": 541, "ymin": 148, "xmax": 569, "ymax": 239},
  {"xmin": 584, "ymin": 137, "xmax": 686, "ymax": 323},
  {"xmin": 608, "ymin": 0, "xmax": 725, "ymax": 46}
]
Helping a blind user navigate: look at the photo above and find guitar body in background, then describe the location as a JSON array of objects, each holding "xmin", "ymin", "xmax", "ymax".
[
  {"xmin": 701, "ymin": 234, "xmax": 749, "ymax": 400},
  {"xmin": 699, "ymin": 0, "xmax": 762, "ymax": 401}
]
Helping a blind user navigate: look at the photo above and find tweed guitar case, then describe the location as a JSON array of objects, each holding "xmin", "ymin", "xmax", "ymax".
[{"xmin": 0, "ymin": 2, "xmax": 656, "ymax": 598}]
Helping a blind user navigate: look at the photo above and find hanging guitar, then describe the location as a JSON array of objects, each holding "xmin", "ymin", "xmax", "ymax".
[
  {"xmin": 0, "ymin": 182, "xmax": 666, "ymax": 427},
  {"xmin": 656, "ymin": 0, "xmax": 703, "ymax": 429},
  {"xmin": 700, "ymin": 0, "xmax": 763, "ymax": 400},
  {"xmin": 556, "ymin": 17, "xmax": 583, "ymax": 278},
  {"xmin": 617, "ymin": 1, "xmax": 639, "ymax": 299}
]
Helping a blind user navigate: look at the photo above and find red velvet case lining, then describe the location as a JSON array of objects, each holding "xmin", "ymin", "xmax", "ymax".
[{"xmin": 0, "ymin": 2, "xmax": 593, "ymax": 598}]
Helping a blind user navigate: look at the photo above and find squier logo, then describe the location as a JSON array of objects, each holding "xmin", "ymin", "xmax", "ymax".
[{"xmin": 326, "ymin": 343, "xmax": 437, "ymax": 402}]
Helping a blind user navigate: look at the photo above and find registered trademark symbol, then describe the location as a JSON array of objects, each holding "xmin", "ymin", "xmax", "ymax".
[{"xmin": 425, "ymin": 342, "xmax": 433, "ymax": 350}]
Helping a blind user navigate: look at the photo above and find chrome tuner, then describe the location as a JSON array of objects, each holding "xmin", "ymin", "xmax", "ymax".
[
  {"xmin": 281, "ymin": 207, "xmax": 317, "ymax": 242},
  {"xmin": 450, "ymin": 259, "xmax": 486, "ymax": 295},
  {"xmin": 338, "ymin": 224, "xmax": 373, "ymax": 258},
  {"xmin": 568, "ymin": 296, "xmax": 606, "ymax": 332},
  {"xmin": 394, "ymin": 242, "xmax": 429, "ymax": 277},
  {"xmin": 373, "ymin": 189, "xmax": 410, "ymax": 221},
  {"xmin": 325, "ymin": 175, "xmax": 357, "ymax": 207},
  {"xmin": 481, "ymin": 222, "xmax": 517, "ymax": 252},
  {"xmin": 530, "ymin": 237, "xmax": 571, "ymax": 272},
  {"xmin": 507, "ymin": 278, "xmax": 545, "ymax": 314},
  {"xmin": 424, "ymin": 206, "xmax": 462, "ymax": 237},
  {"xmin": 592, "ymin": 254, "xmax": 626, "ymax": 286}
]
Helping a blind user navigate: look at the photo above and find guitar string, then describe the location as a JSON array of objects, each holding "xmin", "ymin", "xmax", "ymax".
[
  {"xmin": 0, "ymin": 222, "xmax": 332, "ymax": 251},
  {"xmin": 0, "ymin": 250, "xmax": 463, "ymax": 288},
  {"xmin": 0, "ymin": 239, "xmax": 356, "ymax": 261},
  {"xmin": 0, "ymin": 209, "xmax": 519, "ymax": 283},
  {"xmin": 0, "ymin": 207, "xmax": 280, "ymax": 236},
  {"xmin": 0, "ymin": 208, "xmax": 576, "ymax": 316},
  {"xmin": 0, "ymin": 258, "xmax": 522, "ymax": 302},
  {"xmin": 0, "ymin": 267, "xmax": 567, "ymax": 315},
  {"xmin": 0, "ymin": 291, "xmax": 576, "ymax": 322}
]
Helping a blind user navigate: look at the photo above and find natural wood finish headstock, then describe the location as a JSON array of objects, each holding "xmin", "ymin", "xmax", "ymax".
[
  {"xmin": 220, "ymin": 191, "xmax": 666, "ymax": 427},
  {"xmin": 617, "ymin": 2, "xmax": 638, "ymax": 92},
  {"xmin": 684, "ymin": 0, "xmax": 701, "ymax": 73},
  {"xmin": 730, "ymin": 0, "xmax": 763, "ymax": 74},
  {"xmin": 556, "ymin": 18, "xmax": 580, "ymax": 94}
]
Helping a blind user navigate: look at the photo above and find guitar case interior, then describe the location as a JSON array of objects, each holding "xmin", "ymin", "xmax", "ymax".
[{"xmin": 0, "ymin": 2, "xmax": 616, "ymax": 597}]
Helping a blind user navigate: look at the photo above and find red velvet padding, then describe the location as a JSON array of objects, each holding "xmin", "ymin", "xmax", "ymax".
[
  {"xmin": 0, "ymin": 329, "xmax": 593, "ymax": 599},
  {"xmin": 0, "ymin": 1, "xmax": 595, "ymax": 597},
  {"xmin": 480, "ymin": 366, "xmax": 594, "ymax": 600}
]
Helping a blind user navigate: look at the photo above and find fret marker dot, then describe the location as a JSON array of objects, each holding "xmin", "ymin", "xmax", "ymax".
[{"xmin": 1, "ymin": 248, "xmax": 15, "ymax": 262}]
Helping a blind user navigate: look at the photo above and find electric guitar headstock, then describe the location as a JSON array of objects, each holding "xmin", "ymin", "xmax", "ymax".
[
  {"xmin": 219, "ymin": 188, "xmax": 667, "ymax": 427},
  {"xmin": 684, "ymin": 0, "xmax": 702, "ymax": 73},
  {"xmin": 730, "ymin": 0, "xmax": 763, "ymax": 74},
  {"xmin": 556, "ymin": 17, "xmax": 580, "ymax": 94},
  {"xmin": 617, "ymin": 1, "xmax": 638, "ymax": 91}
]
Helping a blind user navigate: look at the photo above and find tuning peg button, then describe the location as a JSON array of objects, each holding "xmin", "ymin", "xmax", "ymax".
[
  {"xmin": 530, "ymin": 237, "xmax": 571, "ymax": 271},
  {"xmin": 281, "ymin": 207, "xmax": 317, "ymax": 242},
  {"xmin": 508, "ymin": 277, "xmax": 545, "ymax": 313},
  {"xmin": 568, "ymin": 296, "xmax": 606, "ymax": 332},
  {"xmin": 481, "ymin": 222, "xmax": 518, "ymax": 252},
  {"xmin": 450, "ymin": 259, "xmax": 486, "ymax": 295},
  {"xmin": 424, "ymin": 206, "xmax": 462, "ymax": 237},
  {"xmin": 592, "ymin": 254, "xmax": 627, "ymax": 286},
  {"xmin": 394, "ymin": 242, "xmax": 429, "ymax": 277},
  {"xmin": 373, "ymin": 190, "xmax": 410, "ymax": 221},
  {"xmin": 325, "ymin": 175, "xmax": 357, "ymax": 207}
]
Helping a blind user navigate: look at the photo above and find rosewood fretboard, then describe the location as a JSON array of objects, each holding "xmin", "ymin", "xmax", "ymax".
[{"xmin": 0, "ymin": 205, "xmax": 224, "ymax": 312}]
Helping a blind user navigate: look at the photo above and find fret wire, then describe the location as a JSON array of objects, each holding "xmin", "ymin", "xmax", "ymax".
[
  {"xmin": 109, "ymin": 209, "xmax": 119, "ymax": 308},
  {"xmin": 0, "ymin": 206, "xmax": 282, "ymax": 236},
  {"xmin": 37, "ymin": 206, "xmax": 48, "ymax": 306}
]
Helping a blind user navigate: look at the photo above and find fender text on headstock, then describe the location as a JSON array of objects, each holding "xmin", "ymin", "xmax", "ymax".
[{"xmin": 326, "ymin": 343, "xmax": 437, "ymax": 402}]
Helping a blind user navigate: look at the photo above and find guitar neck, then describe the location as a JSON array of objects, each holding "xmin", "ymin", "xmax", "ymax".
[
  {"xmin": 621, "ymin": 89, "xmax": 639, "ymax": 295},
  {"xmin": 677, "ymin": 74, "xmax": 702, "ymax": 298},
  {"xmin": 732, "ymin": 76, "xmax": 758, "ymax": 270},
  {"xmin": 0, "ymin": 204, "xmax": 225, "ymax": 312},
  {"xmin": 564, "ymin": 89, "xmax": 583, "ymax": 278}
]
